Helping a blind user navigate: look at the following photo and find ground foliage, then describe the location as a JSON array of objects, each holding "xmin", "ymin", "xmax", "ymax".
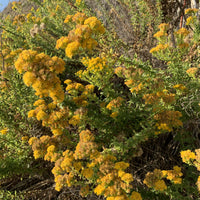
[{"xmin": 0, "ymin": 0, "xmax": 200, "ymax": 199}]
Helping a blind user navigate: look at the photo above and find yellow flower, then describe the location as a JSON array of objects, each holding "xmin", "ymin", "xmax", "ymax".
[
  {"xmin": 28, "ymin": 110, "xmax": 36, "ymax": 118},
  {"xmin": 82, "ymin": 38, "xmax": 98, "ymax": 50},
  {"xmin": 175, "ymin": 28, "xmax": 190, "ymax": 37},
  {"xmin": 52, "ymin": 128, "xmax": 63, "ymax": 136},
  {"xmin": 84, "ymin": 17, "xmax": 105, "ymax": 34},
  {"xmin": 47, "ymin": 102, "xmax": 56, "ymax": 109},
  {"xmin": 28, "ymin": 137, "xmax": 37, "ymax": 145},
  {"xmin": 80, "ymin": 185, "xmax": 90, "ymax": 197},
  {"xmin": 173, "ymin": 177, "xmax": 182, "ymax": 184},
  {"xmin": 85, "ymin": 84, "xmax": 95, "ymax": 93},
  {"xmin": 21, "ymin": 136, "xmax": 29, "ymax": 141},
  {"xmin": 56, "ymin": 36, "xmax": 69, "ymax": 49},
  {"xmin": 64, "ymin": 15, "xmax": 73, "ymax": 23},
  {"xmin": 73, "ymin": 161, "xmax": 82, "ymax": 171},
  {"xmin": 186, "ymin": 16, "xmax": 196, "ymax": 25},
  {"xmin": 65, "ymin": 41, "xmax": 81, "ymax": 58},
  {"xmin": 23, "ymin": 71, "xmax": 37, "ymax": 86},
  {"xmin": 130, "ymin": 191, "xmax": 142, "ymax": 200},
  {"xmin": 82, "ymin": 168, "xmax": 94, "ymax": 179},
  {"xmin": 79, "ymin": 129, "xmax": 95, "ymax": 142},
  {"xmin": 173, "ymin": 84, "xmax": 186, "ymax": 91},
  {"xmin": 114, "ymin": 67, "xmax": 124, "ymax": 76},
  {"xmin": 153, "ymin": 31, "xmax": 167, "ymax": 38},
  {"xmin": 158, "ymin": 23, "xmax": 170, "ymax": 31},
  {"xmin": 94, "ymin": 184, "xmax": 105, "ymax": 195},
  {"xmin": 72, "ymin": 12, "xmax": 87, "ymax": 24},
  {"xmin": 180, "ymin": 150, "xmax": 196, "ymax": 163},
  {"xmin": 34, "ymin": 99, "xmax": 46, "ymax": 106},
  {"xmin": 69, "ymin": 115, "xmax": 80, "ymax": 126},
  {"xmin": 47, "ymin": 145, "xmax": 56, "ymax": 152},
  {"xmin": 150, "ymin": 44, "xmax": 169, "ymax": 54},
  {"xmin": 107, "ymin": 197, "xmax": 115, "ymax": 200},
  {"xmin": 118, "ymin": 170, "xmax": 125, "ymax": 178},
  {"xmin": 186, "ymin": 67, "xmax": 198, "ymax": 77},
  {"xmin": 120, "ymin": 173, "xmax": 134, "ymax": 184},
  {"xmin": 33, "ymin": 150, "xmax": 42, "ymax": 159},
  {"xmin": 106, "ymin": 97, "xmax": 124, "ymax": 110},
  {"xmin": 154, "ymin": 180, "xmax": 167, "ymax": 191},
  {"xmin": 185, "ymin": 8, "xmax": 199, "ymax": 15},
  {"xmin": 110, "ymin": 112, "xmax": 118, "ymax": 118},
  {"xmin": 36, "ymin": 110, "xmax": 47, "ymax": 121},
  {"xmin": 75, "ymin": 0, "xmax": 82, "ymax": 6},
  {"xmin": 64, "ymin": 79, "xmax": 72, "ymax": 85},
  {"xmin": 0, "ymin": 128, "xmax": 8, "ymax": 135},
  {"xmin": 114, "ymin": 161, "xmax": 129, "ymax": 170},
  {"xmin": 178, "ymin": 42, "xmax": 189, "ymax": 49}
]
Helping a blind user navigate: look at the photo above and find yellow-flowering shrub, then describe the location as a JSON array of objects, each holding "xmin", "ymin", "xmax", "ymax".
[
  {"xmin": 15, "ymin": 50, "xmax": 65, "ymax": 103},
  {"xmin": 2, "ymin": 0, "xmax": 200, "ymax": 199}
]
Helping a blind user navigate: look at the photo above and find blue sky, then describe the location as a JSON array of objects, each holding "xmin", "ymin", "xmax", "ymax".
[{"xmin": 0, "ymin": 0, "xmax": 15, "ymax": 11}]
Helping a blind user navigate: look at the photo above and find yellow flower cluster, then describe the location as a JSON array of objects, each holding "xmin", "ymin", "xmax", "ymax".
[
  {"xmin": 153, "ymin": 23, "xmax": 169, "ymax": 38},
  {"xmin": 93, "ymin": 154, "xmax": 134, "ymax": 199},
  {"xmin": 29, "ymin": 134, "xmax": 69, "ymax": 161},
  {"xmin": 186, "ymin": 67, "xmax": 199, "ymax": 77},
  {"xmin": 44, "ymin": 145, "xmax": 61, "ymax": 162},
  {"xmin": 150, "ymin": 23, "xmax": 169, "ymax": 54},
  {"xmin": 185, "ymin": 8, "xmax": 199, "ymax": 15},
  {"xmin": 65, "ymin": 79, "xmax": 95, "ymax": 107},
  {"xmin": 0, "ymin": 48, "xmax": 22, "ymax": 68},
  {"xmin": 114, "ymin": 66, "xmax": 125, "ymax": 77},
  {"xmin": 65, "ymin": 79, "xmax": 84, "ymax": 95},
  {"xmin": 12, "ymin": 14, "xmax": 25, "ymax": 25},
  {"xmin": 75, "ymin": 0, "xmax": 82, "ymax": 6},
  {"xmin": 81, "ymin": 56, "xmax": 108, "ymax": 73},
  {"xmin": 178, "ymin": 42, "xmax": 189, "ymax": 49},
  {"xmin": 56, "ymin": 12, "xmax": 105, "ymax": 58},
  {"xmin": 150, "ymin": 44, "xmax": 169, "ymax": 54},
  {"xmin": 180, "ymin": 149, "xmax": 196, "ymax": 164},
  {"xmin": 80, "ymin": 185, "xmax": 90, "ymax": 197},
  {"xmin": 74, "ymin": 130, "xmax": 98, "ymax": 159},
  {"xmin": 173, "ymin": 84, "xmax": 187, "ymax": 91},
  {"xmin": 129, "ymin": 191, "xmax": 142, "ymax": 200},
  {"xmin": 158, "ymin": 23, "xmax": 170, "ymax": 32},
  {"xmin": 153, "ymin": 31, "xmax": 167, "ymax": 38},
  {"xmin": 52, "ymin": 147, "xmax": 86, "ymax": 191},
  {"xmin": 21, "ymin": 136, "xmax": 29, "ymax": 142},
  {"xmin": 76, "ymin": 56, "xmax": 113, "ymax": 87},
  {"xmin": 186, "ymin": 16, "xmax": 197, "ymax": 25},
  {"xmin": 154, "ymin": 110, "xmax": 183, "ymax": 133},
  {"xmin": 117, "ymin": 67, "xmax": 146, "ymax": 94},
  {"xmin": 143, "ymin": 90, "xmax": 175, "ymax": 105},
  {"xmin": 106, "ymin": 97, "xmax": 124, "ymax": 110},
  {"xmin": 69, "ymin": 115, "xmax": 81, "ymax": 126},
  {"xmin": 11, "ymin": 1, "xmax": 21, "ymax": 10},
  {"xmin": 162, "ymin": 166, "xmax": 183, "ymax": 184},
  {"xmin": 0, "ymin": 128, "xmax": 8, "ymax": 135},
  {"xmin": 143, "ymin": 169, "xmax": 167, "ymax": 191},
  {"xmin": 180, "ymin": 149, "xmax": 200, "ymax": 192},
  {"xmin": 29, "ymin": 99, "xmax": 70, "ymax": 136},
  {"xmin": 15, "ymin": 50, "xmax": 65, "ymax": 103},
  {"xmin": 175, "ymin": 28, "xmax": 190, "ymax": 37},
  {"xmin": 28, "ymin": 135, "xmax": 53, "ymax": 159},
  {"xmin": 48, "ymin": 130, "xmax": 139, "ymax": 199}
]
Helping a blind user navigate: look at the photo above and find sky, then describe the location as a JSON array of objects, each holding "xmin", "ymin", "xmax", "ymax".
[{"xmin": 0, "ymin": 0, "xmax": 16, "ymax": 11}]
